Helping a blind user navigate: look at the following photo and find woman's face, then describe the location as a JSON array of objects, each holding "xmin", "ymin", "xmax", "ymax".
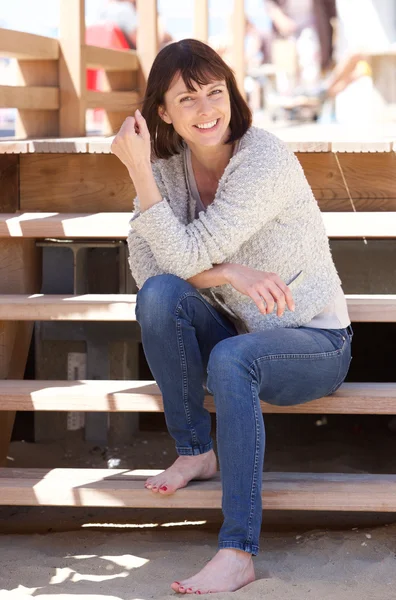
[{"xmin": 159, "ymin": 73, "xmax": 231, "ymax": 149}]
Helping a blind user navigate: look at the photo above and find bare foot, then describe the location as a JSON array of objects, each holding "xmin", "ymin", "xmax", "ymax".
[
  {"xmin": 144, "ymin": 449, "xmax": 217, "ymax": 495},
  {"xmin": 171, "ymin": 548, "xmax": 255, "ymax": 594}
]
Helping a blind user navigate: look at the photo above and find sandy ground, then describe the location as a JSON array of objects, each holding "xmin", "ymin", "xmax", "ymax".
[{"xmin": 2, "ymin": 414, "xmax": 396, "ymax": 599}]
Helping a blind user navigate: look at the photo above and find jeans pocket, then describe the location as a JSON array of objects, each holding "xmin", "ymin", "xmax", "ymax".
[{"xmin": 328, "ymin": 346, "xmax": 352, "ymax": 395}]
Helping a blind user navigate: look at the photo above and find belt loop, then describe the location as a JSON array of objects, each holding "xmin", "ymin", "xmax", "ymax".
[{"xmin": 347, "ymin": 324, "xmax": 354, "ymax": 337}]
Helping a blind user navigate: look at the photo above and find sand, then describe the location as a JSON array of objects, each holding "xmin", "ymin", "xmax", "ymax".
[{"xmin": 2, "ymin": 414, "xmax": 396, "ymax": 599}]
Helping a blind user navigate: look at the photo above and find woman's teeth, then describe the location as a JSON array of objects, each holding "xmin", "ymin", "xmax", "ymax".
[{"xmin": 196, "ymin": 119, "xmax": 218, "ymax": 130}]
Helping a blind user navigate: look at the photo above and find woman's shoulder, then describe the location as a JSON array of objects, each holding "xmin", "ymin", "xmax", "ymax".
[
  {"xmin": 235, "ymin": 126, "xmax": 296, "ymax": 176},
  {"xmin": 240, "ymin": 126, "xmax": 292, "ymax": 157}
]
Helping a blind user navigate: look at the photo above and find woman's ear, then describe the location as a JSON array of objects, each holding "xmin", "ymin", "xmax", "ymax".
[{"xmin": 158, "ymin": 106, "xmax": 172, "ymax": 125}]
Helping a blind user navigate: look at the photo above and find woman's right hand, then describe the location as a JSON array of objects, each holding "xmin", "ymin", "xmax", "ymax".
[{"xmin": 224, "ymin": 264, "xmax": 295, "ymax": 318}]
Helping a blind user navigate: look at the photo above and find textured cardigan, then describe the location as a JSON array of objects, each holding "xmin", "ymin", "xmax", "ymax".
[{"xmin": 128, "ymin": 126, "xmax": 342, "ymax": 333}]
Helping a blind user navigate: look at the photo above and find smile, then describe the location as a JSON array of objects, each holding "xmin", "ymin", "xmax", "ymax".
[{"xmin": 194, "ymin": 118, "xmax": 220, "ymax": 131}]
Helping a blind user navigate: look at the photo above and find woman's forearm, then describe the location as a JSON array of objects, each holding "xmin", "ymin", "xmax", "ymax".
[{"xmin": 187, "ymin": 263, "xmax": 231, "ymax": 289}]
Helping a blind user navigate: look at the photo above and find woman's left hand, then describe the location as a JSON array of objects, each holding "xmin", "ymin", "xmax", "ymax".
[{"xmin": 111, "ymin": 109, "xmax": 151, "ymax": 181}]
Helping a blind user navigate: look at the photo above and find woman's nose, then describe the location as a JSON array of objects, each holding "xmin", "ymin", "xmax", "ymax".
[{"xmin": 196, "ymin": 96, "xmax": 212, "ymax": 115}]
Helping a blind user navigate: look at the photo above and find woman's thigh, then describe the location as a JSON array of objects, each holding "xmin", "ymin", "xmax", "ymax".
[{"xmin": 210, "ymin": 326, "xmax": 352, "ymax": 406}]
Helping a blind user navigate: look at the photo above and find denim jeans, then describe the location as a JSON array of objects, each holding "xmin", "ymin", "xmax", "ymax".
[{"xmin": 135, "ymin": 274, "xmax": 353, "ymax": 556}]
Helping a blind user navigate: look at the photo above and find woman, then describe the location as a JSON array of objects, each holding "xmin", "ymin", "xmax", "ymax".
[{"xmin": 111, "ymin": 39, "xmax": 352, "ymax": 595}]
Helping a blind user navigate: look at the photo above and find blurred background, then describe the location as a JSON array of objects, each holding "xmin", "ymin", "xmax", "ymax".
[{"xmin": 0, "ymin": 0, "xmax": 395, "ymax": 137}]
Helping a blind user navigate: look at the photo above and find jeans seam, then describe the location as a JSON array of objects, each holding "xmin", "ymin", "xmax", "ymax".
[
  {"xmin": 175, "ymin": 308, "xmax": 198, "ymax": 447},
  {"xmin": 175, "ymin": 291, "xmax": 236, "ymax": 336},
  {"xmin": 246, "ymin": 380, "xmax": 261, "ymax": 547}
]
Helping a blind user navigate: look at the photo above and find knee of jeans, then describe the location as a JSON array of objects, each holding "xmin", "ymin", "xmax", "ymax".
[
  {"xmin": 207, "ymin": 338, "xmax": 247, "ymax": 393},
  {"xmin": 136, "ymin": 274, "xmax": 190, "ymax": 327}
]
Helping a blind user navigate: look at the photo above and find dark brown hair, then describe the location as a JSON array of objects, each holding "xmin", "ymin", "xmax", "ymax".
[{"xmin": 141, "ymin": 39, "xmax": 252, "ymax": 159}]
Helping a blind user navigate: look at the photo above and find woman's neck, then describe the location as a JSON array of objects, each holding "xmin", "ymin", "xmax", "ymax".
[{"xmin": 188, "ymin": 140, "xmax": 234, "ymax": 182}]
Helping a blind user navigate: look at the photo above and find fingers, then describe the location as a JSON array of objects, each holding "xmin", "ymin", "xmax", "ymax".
[
  {"xmin": 252, "ymin": 279, "xmax": 295, "ymax": 317},
  {"xmin": 134, "ymin": 109, "xmax": 150, "ymax": 138},
  {"xmin": 249, "ymin": 288, "xmax": 274, "ymax": 316}
]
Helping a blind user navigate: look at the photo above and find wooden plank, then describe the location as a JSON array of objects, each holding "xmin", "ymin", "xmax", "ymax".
[
  {"xmin": 0, "ymin": 141, "xmax": 29, "ymax": 155},
  {"xmin": 0, "ymin": 155, "xmax": 19, "ymax": 212},
  {"xmin": 0, "ymin": 380, "xmax": 396, "ymax": 415},
  {"xmin": 0, "ymin": 28, "xmax": 59, "ymax": 60},
  {"xmin": 332, "ymin": 141, "xmax": 392, "ymax": 152},
  {"xmin": 0, "ymin": 85, "xmax": 59, "ymax": 110},
  {"xmin": 1, "ymin": 468, "xmax": 396, "ymax": 510},
  {"xmin": 0, "ymin": 294, "xmax": 137, "ymax": 321},
  {"xmin": 136, "ymin": 0, "xmax": 158, "ymax": 81},
  {"xmin": 194, "ymin": 0, "xmax": 209, "ymax": 43},
  {"xmin": 59, "ymin": 0, "xmax": 86, "ymax": 137},
  {"xmin": 0, "ymin": 293, "xmax": 393, "ymax": 323},
  {"xmin": 1, "ymin": 211, "xmax": 396, "ymax": 239},
  {"xmin": 297, "ymin": 153, "xmax": 396, "ymax": 202},
  {"xmin": 86, "ymin": 90, "xmax": 139, "ymax": 111},
  {"xmin": 15, "ymin": 60, "xmax": 59, "ymax": 138},
  {"xmin": 20, "ymin": 154, "xmax": 134, "ymax": 212},
  {"xmin": 286, "ymin": 142, "xmax": 330, "ymax": 153},
  {"xmin": 323, "ymin": 212, "xmax": 396, "ymax": 238},
  {"xmin": 84, "ymin": 45, "xmax": 138, "ymax": 71},
  {"xmin": 346, "ymin": 295, "xmax": 396, "ymax": 322},
  {"xmin": 232, "ymin": 0, "xmax": 245, "ymax": 97}
]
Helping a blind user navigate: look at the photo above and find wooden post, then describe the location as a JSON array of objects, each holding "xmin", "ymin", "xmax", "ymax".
[
  {"xmin": 194, "ymin": 0, "xmax": 209, "ymax": 43},
  {"xmin": 15, "ymin": 60, "xmax": 59, "ymax": 138},
  {"xmin": 233, "ymin": 0, "xmax": 246, "ymax": 98},
  {"xmin": 59, "ymin": 0, "xmax": 86, "ymax": 136},
  {"xmin": 136, "ymin": 0, "xmax": 158, "ymax": 88}
]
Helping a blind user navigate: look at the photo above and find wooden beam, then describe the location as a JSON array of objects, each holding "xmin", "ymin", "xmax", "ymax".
[
  {"xmin": 1, "ymin": 468, "xmax": 396, "ymax": 510},
  {"xmin": 84, "ymin": 45, "xmax": 139, "ymax": 71},
  {"xmin": 0, "ymin": 381, "xmax": 396, "ymax": 415},
  {"xmin": 0, "ymin": 86, "xmax": 58, "ymax": 110},
  {"xmin": 194, "ymin": 0, "xmax": 209, "ymax": 43},
  {"xmin": 86, "ymin": 90, "xmax": 140, "ymax": 111},
  {"xmin": 0, "ymin": 28, "xmax": 59, "ymax": 60},
  {"xmin": 59, "ymin": 0, "xmax": 86, "ymax": 137},
  {"xmin": 20, "ymin": 154, "xmax": 134, "ymax": 212},
  {"xmin": 233, "ymin": 0, "xmax": 246, "ymax": 97},
  {"xmin": 1, "ymin": 211, "xmax": 396, "ymax": 239},
  {"xmin": 136, "ymin": 0, "xmax": 158, "ymax": 81},
  {"xmin": 0, "ymin": 294, "xmax": 393, "ymax": 323}
]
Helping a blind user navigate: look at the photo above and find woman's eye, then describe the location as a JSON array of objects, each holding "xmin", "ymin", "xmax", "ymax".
[
  {"xmin": 210, "ymin": 89, "xmax": 222, "ymax": 95},
  {"xmin": 180, "ymin": 96, "xmax": 193, "ymax": 103}
]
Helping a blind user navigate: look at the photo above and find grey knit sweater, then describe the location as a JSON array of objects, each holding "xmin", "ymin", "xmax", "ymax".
[{"xmin": 128, "ymin": 126, "xmax": 342, "ymax": 333}]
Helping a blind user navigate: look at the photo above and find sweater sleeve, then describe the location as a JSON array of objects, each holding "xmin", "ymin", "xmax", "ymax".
[
  {"xmin": 130, "ymin": 145, "xmax": 293, "ymax": 280},
  {"xmin": 127, "ymin": 162, "xmax": 168, "ymax": 289}
]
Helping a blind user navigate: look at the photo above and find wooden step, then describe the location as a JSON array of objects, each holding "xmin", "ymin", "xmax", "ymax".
[
  {"xmin": 0, "ymin": 380, "xmax": 395, "ymax": 414},
  {"xmin": 0, "ymin": 212, "xmax": 396, "ymax": 239},
  {"xmin": 1, "ymin": 468, "xmax": 396, "ymax": 510},
  {"xmin": 0, "ymin": 294, "xmax": 394, "ymax": 322}
]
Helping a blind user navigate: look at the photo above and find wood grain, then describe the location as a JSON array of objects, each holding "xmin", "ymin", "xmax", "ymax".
[
  {"xmin": 0, "ymin": 380, "xmax": 395, "ymax": 415},
  {"xmin": 0, "ymin": 155, "xmax": 19, "ymax": 213},
  {"xmin": 0, "ymin": 293, "xmax": 392, "ymax": 323},
  {"xmin": 20, "ymin": 154, "xmax": 135, "ymax": 212},
  {"xmin": 1, "ymin": 468, "xmax": 396, "ymax": 510}
]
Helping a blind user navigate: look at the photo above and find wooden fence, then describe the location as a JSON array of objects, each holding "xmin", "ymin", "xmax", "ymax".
[{"xmin": 0, "ymin": 0, "xmax": 246, "ymax": 139}]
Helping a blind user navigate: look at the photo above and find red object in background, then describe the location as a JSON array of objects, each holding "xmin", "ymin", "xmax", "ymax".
[{"xmin": 86, "ymin": 24, "xmax": 130, "ymax": 91}]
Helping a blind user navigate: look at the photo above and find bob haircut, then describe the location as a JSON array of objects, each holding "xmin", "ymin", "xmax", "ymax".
[{"xmin": 141, "ymin": 39, "xmax": 252, "ymax": 160}]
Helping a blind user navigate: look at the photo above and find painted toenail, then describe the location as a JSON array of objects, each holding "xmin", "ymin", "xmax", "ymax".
[{"xmin": 160, "ymin": 485, "xmax": 168, "ymax": 491}]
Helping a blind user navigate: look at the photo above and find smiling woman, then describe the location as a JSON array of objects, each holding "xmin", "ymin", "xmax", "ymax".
[
  {"xmin": 141, "ymin": 38, "xmax": 251, "ymax": 159},
  {"xmin": 110, "ymin": 38, "xmax": 352, "ymax": 595}
]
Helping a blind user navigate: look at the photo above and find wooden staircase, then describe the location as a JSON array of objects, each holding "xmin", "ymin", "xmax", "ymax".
[{"xmin": 1, "ymin": 138, "xmax": 396, "ymax": 510}]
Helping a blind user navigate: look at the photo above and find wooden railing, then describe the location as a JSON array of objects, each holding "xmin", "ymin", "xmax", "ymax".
[{"xmin": 0, "ymin": 0, "xmax": 246, "ymax": 139}]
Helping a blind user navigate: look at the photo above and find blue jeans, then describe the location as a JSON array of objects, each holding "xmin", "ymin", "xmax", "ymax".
[{"xmin": 135, "ymin": 274, "xmax": 353, "ymax": 556}]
